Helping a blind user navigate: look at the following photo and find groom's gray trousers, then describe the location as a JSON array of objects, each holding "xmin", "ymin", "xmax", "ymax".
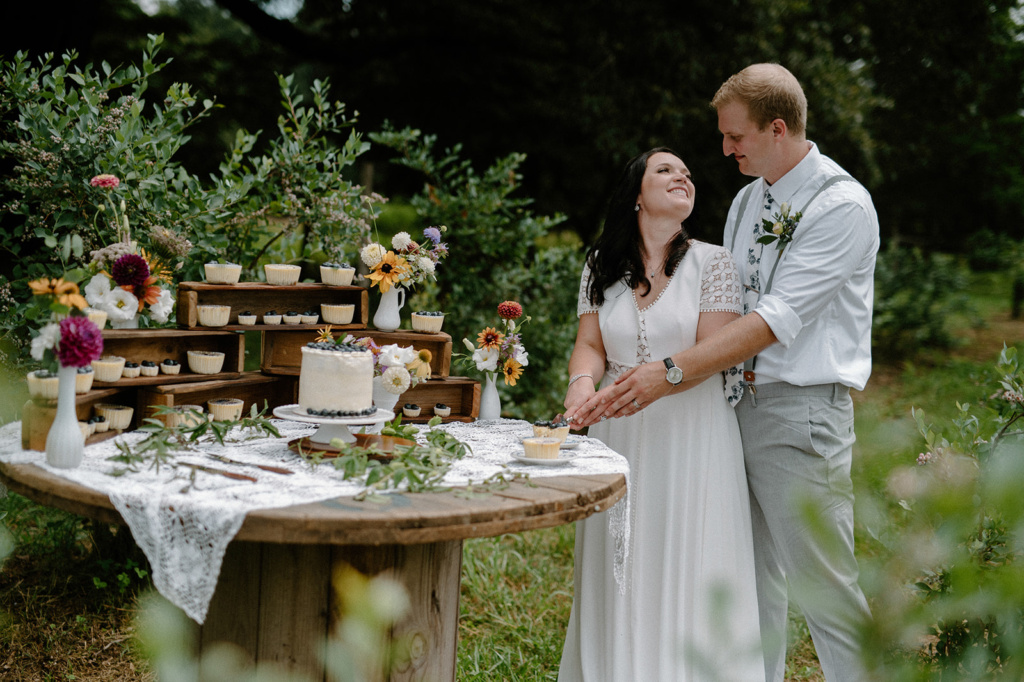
[{"xmin": 735, "ymin": 381, "xmax": 872, "ymax": 682}]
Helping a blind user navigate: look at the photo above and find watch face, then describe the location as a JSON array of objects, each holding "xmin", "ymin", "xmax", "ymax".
[{"xmin": 667, "ymin": 366, "xmax": 684, "ymax": 384}]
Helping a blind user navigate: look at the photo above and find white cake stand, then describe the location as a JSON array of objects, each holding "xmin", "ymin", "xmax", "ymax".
[{"xmin": 272, "ymin": 404, "xmax": 395, "ymax": 445}]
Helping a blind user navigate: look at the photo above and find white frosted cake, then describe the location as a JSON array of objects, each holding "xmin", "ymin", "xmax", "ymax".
[{"xmin": 298, "ymin": 342, "xmax": 375, "ymax": 416}]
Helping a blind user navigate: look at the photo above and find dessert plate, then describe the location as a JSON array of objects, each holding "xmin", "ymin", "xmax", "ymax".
[
  {"xmin": 519, "ymin": 435, "xmax": 581, "ymax": 450},
  {"xmin": 511, "ymin": 451, "xmax": 578, "ymax": 466}
]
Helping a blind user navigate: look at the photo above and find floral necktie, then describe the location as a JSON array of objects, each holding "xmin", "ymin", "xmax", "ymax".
[{"xmin": 743, "ymin": 189, "xmax": 774, "ymax": 315}]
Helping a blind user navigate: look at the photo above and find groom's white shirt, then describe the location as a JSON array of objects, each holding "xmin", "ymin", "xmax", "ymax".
[{"xmin": 723, "ymin": 143, "xmax": 880, "ymax": 391}]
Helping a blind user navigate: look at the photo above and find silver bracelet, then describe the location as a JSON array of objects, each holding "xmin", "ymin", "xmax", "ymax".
[{"xmin": 568, "ymin": 373, "xmax": 594, "ymax": 387}]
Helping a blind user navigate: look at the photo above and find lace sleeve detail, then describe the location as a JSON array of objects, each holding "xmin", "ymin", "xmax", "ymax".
[
  {"xmin": 577, "ymin": 263, "xmax": 599, "ymax": 317},
  {"xmin": 700, "ymin": 247, "xmax": 742, "ymax": 314}
]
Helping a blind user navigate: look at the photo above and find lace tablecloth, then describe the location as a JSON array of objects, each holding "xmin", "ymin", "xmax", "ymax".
[{"xmin": 0, "ymin": 418, "xmax": 629, "ymax": 623}]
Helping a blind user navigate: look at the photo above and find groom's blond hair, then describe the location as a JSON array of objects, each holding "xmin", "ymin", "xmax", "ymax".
[{"xmin": 712, "ymin": 63, "xmax": 807, "ymax": 136}]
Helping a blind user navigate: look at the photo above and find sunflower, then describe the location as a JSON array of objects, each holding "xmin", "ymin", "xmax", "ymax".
[
  {"xmin": 365, "ymin": 251, "xmax": 409, "ymax": 293},
  {"xmin": 476, "ymin": 327, "xmax": 504, "ymax": 351},
  {"xmin": 502, "ymin": 358, "xmax": 523, "ymax": 386},
  {"xmin": 316, "ymin": 326, "xmax": 335, "ymax": 343},
  {"xmin": 28, "ymin": 277, "xmax": 88, "ymax": 310}
]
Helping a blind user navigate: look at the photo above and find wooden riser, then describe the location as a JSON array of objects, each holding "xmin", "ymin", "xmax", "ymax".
[
  {"xmin": 176, "ymin": 282, "xmax": 368, "ymax": 330},
  {"xmin": 262, "ymin": 329, "xmax": 453, "ymax": 378}
]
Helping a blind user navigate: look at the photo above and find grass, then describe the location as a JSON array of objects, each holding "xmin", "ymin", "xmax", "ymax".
[{"xmin": 3, "ymin": 271, "xmax": 1024, "ymax": 680}]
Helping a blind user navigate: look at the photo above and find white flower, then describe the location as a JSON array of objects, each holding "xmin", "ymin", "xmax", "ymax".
[
  {"xmin": 472, "ymin": 347, "xmax": 499, "ymax": 372},
  {"xmin": 392, "ymin": 232, "xmax": 412, "ymax": 250},
  {"xmin": 779, "ymin": 202, "xmax": 790, "ymax": 215},
  {"xmin": 360, "ymin": 243, "xmax": 386, "ymax": 268},
  {"xmin": 150, "ymin": 288, "xmax": 173, "ymax": 323},
  {"xmin": 382, "ymin": 365, "xmax": 412, "ymax": 394},
  {"xmin": 100, "ymin": 288, "xmax": 139, "ymax": 321},
  {"xmin": 84, "ymin": 274, "xmax": 111, "ymax": 306},
  {"xmin": 416, "ymin": 256, "xmax": 435, "ymax": 275},
  {"xmin": 379, "ymin": 344, "xmax": 417, "ymax": 369},
  {"xmin": 512, "ymin": 344, "xmax": 529, "ymax": 367},
  {"xmin": 463, "ymin": 337, "xmax": 476, "ymax": 352},
  {"xmin": 30, "ymin": 322, "xmax": 60, "ymax": 361},
  {"xmin": 772, "ymin": 222, "xmax": 784, "ymax": 235}
]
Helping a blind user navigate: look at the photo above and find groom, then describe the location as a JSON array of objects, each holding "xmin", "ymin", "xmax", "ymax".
[{"xmin": 572, "ymin": 63, "xmax": 878, "ymax": 682}]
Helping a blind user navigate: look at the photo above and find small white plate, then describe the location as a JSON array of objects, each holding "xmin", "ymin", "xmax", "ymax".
[
  {"xmin": 511, "ymin": 452, "xmax": 578, "ymax": 466},
  {"xmin": 519, "ymin": 435, "xmax": 581, "ymax": 450}
]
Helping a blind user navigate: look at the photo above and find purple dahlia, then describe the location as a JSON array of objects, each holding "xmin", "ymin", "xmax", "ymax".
[
  {"xmin": 110, "ymin": 253, "xmax": 150, "ymax": 288},
  {"xmin": 57, "ymin": 316, "xmax": 104, "ymax": 368}
]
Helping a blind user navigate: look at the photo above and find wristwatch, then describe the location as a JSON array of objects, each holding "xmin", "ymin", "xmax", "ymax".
[{"xmin": 663, "ymin": 358, "xmax": 684, "ymax": 385}]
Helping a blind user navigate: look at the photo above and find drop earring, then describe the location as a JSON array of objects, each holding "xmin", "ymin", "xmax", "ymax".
[{"xmin": 634, "ymin": 204, "xmax": 640, "ymax": 212}]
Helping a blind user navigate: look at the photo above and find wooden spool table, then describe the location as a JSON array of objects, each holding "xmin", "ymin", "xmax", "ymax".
[{"xmin": 0, "ymin": 458, "xmax": 625, "ymax": 681}]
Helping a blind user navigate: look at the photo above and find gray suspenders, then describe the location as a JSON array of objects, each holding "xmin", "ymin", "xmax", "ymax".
[{"xmin": 732, "ymin": 174, "xmax": 857, "ymax": 389}]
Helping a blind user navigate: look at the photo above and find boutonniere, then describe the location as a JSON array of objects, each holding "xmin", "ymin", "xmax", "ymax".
[{"xmin": 758, "ymin": 202, "xmax": 803, "ymax": 252}]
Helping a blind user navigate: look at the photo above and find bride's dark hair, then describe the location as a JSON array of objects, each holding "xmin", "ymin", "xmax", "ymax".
[{"xmin": 585, "ymin": 146, "xmax": 692, "ymax": 307}]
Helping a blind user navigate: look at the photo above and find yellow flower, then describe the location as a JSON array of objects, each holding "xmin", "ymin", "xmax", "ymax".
[
  {"xmin": 477, "ymin": 327, "xmax": 504, "ymax": 351},
  {"xmin": 316, "ymin": 326, "xmax": 335, "ymax": 343},
  {"xmin": 141, "ymin": 248, "xmax": 173, "ymax": 283},
  {"xmin": 365, "ymin": 251, "xmax": 409, "ymax": 293},
  {"xmin": 502, "ymin": 358, "xmax": 523, "ymax": 386},
  {"xmin": 409, "ymin": 348, "xmax": 433, "ymax": 379},
  {"xmin": 28, "ymin": 277, "xmax": 87, "ymax": 309}
]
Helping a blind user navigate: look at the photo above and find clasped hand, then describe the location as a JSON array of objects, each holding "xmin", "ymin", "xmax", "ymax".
[{"xmin": 564, "ymin": 362, "xmax": 671, "ymax": 428}]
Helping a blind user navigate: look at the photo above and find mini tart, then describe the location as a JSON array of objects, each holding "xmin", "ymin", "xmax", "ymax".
[
  {"xmin": 522, "ymin": 437, "xmax": 561, "ymax": 460},
  {"xmin": 402, "ymin": 403, "xmax": 421, "ymax": 418},
  {"xmin": 264, "ymin": 263, "xmax": 301, "ymax": 285},
  {"xmin": 282, "ymin": 311, "xmax": 302, "ymax": 325},
  {"xmin": 300, "ymin": 311, "xmax": 319, "ymax": 324},
  {"xmin": 92, "ymin": 356, "xmax": 126, "ymax": 382},
  {"xmin": 197, "ymin": 304, "xmax": 231, "ymax": 327},
  {"xmin": 208, "ymin": 398, "xmax": 244, "ymax": 421},
  {"xmin": 168, "ymin": 405, "xmax": 206, "ymax": 428},
  {"xmin": 237, "ymin": 312, "xmax": 257, "ymax": 325},
  {"xmin": 79, "ymin": 421, "xmax": 94, "ymax": 439},
  {"xmin": 532, "ymin": 421, "xmax": 570, "ymax": 443},
  {"xmin": 433, "ymin": 403, "xmax": 451, "ymax": 417},
  {"xmin": 320, "ymin": 264, "xmax": 356, "ymax": 286},
  {"xmin": 85, "ymin": 308, "xmax": 108, "ymax": 329},
  {"xmin": 263, "ymin": 311, "xmax": 282, "ymax": 325},
  {"xmin": 187, "ymin": 350, "xmax": 225, "ymax": 374},
  {"xmin": 321, "ymin": 303, "xmax": 355, "ymax": 324},
  {"xmin": 27, "ymin": 370, "xmax": 60, "ymax": 400},
  {"xmin": 90, "ymin": 415, "xmax": 109, "ymax": 433},
  {"xmin": 75, "ymin": 366, "xmax": 95, "ymax": 394},
  {"xmin": 94, "ymin": 403, "xmax": 133, "ymax": 430},
  {"xmin": 204, "ymin": 262, "xmax": 242, "ymax": 285},
  {"xmin": 160, "ymin": 359, "xmax": 181, "ymax": 375},
  {"xmin": 140, "ymin": 361, "xmax": 159, "ymax": 377},
  {"xmin": 411, "ymin": 311, "xmax": 445, "ymax": 333},
  {"xmin": 121, "ymin": 362, "xmax": 141, "ymax": 379}
]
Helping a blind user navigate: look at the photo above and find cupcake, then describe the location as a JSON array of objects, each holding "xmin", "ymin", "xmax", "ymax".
[
  {"xmin": 263, "ymin": 310, "xmax": 282, "ymax": 325},
  {"xmin": 204, "ymin": 262, "xmax": 242, "ymax": 284},
  {"xmin": 85, "ymin": 307, "xmax": 108, "ymax": 329},
  {"xmin": 532, "ymin": 417, "xmax": 570, "ymax": 443},
  {"xmin": 94, "ymin": 403, "xmax": 133, "ymax": 431},
  {"xmin": 79, "ymin": 421, "xmax": 94, "ymax": 439},
  {"xmin": 282, "ymin": 311, "xmax": 302, "ymax": 325},
  {"xmin": 187, "ymin": 350, "xmax": 225, "ymax": 374},
  {"xmin": 403, "ymin": 403, "xmax": 421, "ymax": 418},
  {"xmin": 300, "ymin": 310, "xmax": 319, "ymax": 324},
  {"xmin": 140, "ymin": 360, "xmax": 159, "ymax": 377},
  {"xmin": 121, "ymin": 361, "xmax": 141, "ymax": 379},
  {"xmin": 237, "ymin": 311, "xmax": 257, "ymax": 325},
  {"xmin": 264, "ymin": 263, "xmax": 301, "ymax": 285},
  {"xmin": 92, "ymin": 356, "xmax": 126, "ymax": 382},
  {"xmin": 434, "ymin": 403, "xmax": 451, "ymax": 418},
  {"xmin": 26, "ymin": 370, "xmax": 60, "ymax": 400},
  {"xmin": 208, "ymin": 398, "xmax": 245, "ymax": 421},
  {"xmin": 160, "ymin": 358, "xmax": 181, "ymax": 375},
  {"xmin": 321, "ymin": 303, "xmax": 355, "ymax": 325},
  {"xmin": 522, "ymin": 437, "xmax": 560, "ymax": 460},
  {"xmin": 411, "ymin": 311, "xmax": 445, "ymax": 333},
  {"xmin": 320, "ymin": 262, "xmax": 356, "ymax": 286},
  {"xmin": 197, "ymin": 304, "xmax": 231, "ymax": 327},
  {"xmin": 90, "ymin": 415, "xmax": 109, "ymax": 433},
  {"xmin": 168, "ymin": 405, "xmax": 206, "ymax": 428}
]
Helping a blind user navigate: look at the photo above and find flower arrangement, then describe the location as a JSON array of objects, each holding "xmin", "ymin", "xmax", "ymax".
[
  {"xmin": 27, "ymin": 278, "xmax": 103, "ymax": 371},
  {"xmin": 317, "ymin": 327, "xmax": 433, "ymax": 395},
  {"xmin": 758, "ymin": 202, "xmax": 803, "ymax": 252},
  {"xmin": 360, "ymin": 226, "xmax": 450, "ymax": 292},
  {"xmin": 83, "ymin": 174, "xmax": 176, "ymax": 326},
  {"xmin": 461, "ymin": 301, "xmax": 530, "ymax": 386}
]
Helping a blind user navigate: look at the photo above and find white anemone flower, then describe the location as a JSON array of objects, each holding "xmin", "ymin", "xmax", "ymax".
[
  {"xmin": 84, "ymin": 274, "xmax": 111, "ymax": 306},
  {"xmin": 391, "ymin": 232, "xmax": 412, "ymax": 250},
  {"xmin": 101, "ymin": 287, "xmax": 139, "ymax": 322},
  {"xmin": 360, "ymin": 243, "xmax": 386, "ymax": 268},
  {"xmin": 150, "ymin": 288, "xmax": 174, "ymax": 323},
  {"xmin": 30, "ymin": 322, "xmax": 60, "ymax": 361},
  {"xmin": 472, "ymin": 346, "xmax": 499, "ymax": 372},
  {"xmin": 379, "ymin": 344, "xmax": 417, "ymax": 369},
  {"xmin": 382, "ymin": 365, "xmax": 412, "ymax": 394},
  {"xmin": 512, "ymin": 344, "xmax": 529, "ymax": 367}
]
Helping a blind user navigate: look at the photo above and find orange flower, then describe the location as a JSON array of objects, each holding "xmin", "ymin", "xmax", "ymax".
[
  {"xmin": 365, "ymin": 251, "xmax": 409, "ymax": 293},
  {"xmin": 141, "ymin": 248, "xmax": 173, "ymax": 283},
  {"xmin": 316, "ymin": 326, "xmax": 335, "ymax": 343},
  {"xmin": 29, "ymin": 278, "xmax": 88, "ymax": 309},
  {"xmin": 502, "ymin": 358, "xmax": 523, "ymax": 386},
  {"xmin": 124, "ymin": 276, "xmax": 162, "ymax": 311},
  {"xmin": 477, "ymin": 327, "xmax": 504, "ymax": 350}
]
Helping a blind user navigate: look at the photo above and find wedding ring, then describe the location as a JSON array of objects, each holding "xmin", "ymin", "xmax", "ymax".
[
  {"xmin": 631, "ymin": 399, "xmax": 641, "ymax": 409},
  {"xmin": 600, "ymin": 415, "xmax": 607, "ymax": 422}
]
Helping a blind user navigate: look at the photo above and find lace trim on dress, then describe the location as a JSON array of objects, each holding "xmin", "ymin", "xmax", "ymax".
[
  {"xmin": 700, "ymin": 247, "xmax": 742, "ymax": 314},
  {"xmin": 577, "ymin": 264, "xmax": 600, "ymax": 317}
]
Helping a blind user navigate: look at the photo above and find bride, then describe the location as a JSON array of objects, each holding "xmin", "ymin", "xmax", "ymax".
[{"xmin": 559, "ymin": 148, "xmax": 764, "ymax": 681}]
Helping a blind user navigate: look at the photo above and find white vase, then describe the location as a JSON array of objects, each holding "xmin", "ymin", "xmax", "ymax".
[
  {"xmin": 478, "ymin": 372, "xmax": 501, "ymax": 421},
  {"xmin": 373, "ymin": 287, "xmax": 405, "ymax": 331},
  {"xmin": 110, "ymin": 312, "xmax": 140, "ymax": 329},
  {"xmin": 372, "ymin": 376, "xmax": 402, "ymax": 413},
  {"xmin": 45, "ymin": 365, "xmax": 84, "ymax": 469}
]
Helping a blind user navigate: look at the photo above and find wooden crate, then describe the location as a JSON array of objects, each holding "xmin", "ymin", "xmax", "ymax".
[
  {"xmin": 21, "ymin": 386, "xmax": 137, "ymax": 451},
  {"xmin": 393, "ymin": 376, "xmax": 480, "ymax": 423},
  {"xmin": 261, "ymin": 329, "xmax": 452, "ymax": 378},
  {"xmin": 137, "ymin": 372, "xmax": 298, "ymax": 425},
  {"xmin": 95, "ymin": 329, "xmax": 244, "ymax": 388},
  {"xmin": 177, "ymin": 282, "xmax": 368, "ymax": 331}
]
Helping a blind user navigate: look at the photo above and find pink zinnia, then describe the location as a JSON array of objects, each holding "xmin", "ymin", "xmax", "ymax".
[
  {"xmin": 497, "ymin": 301, "xmax": 523, "ymax": 320},
  {"xmin": 57, "ymin": 316, "xmax": 104, "ymax": 368},
  {"xmin": 110, "ymin": 253, "xmax": 150, "ymax": 288},
  {"xmin": 90, "ymin": 174, "xmax": 120, "ymax": 189}
]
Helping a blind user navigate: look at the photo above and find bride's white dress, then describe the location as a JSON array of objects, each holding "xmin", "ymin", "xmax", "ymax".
[{"xmin": 559, "ymin": 241, "xmax": 765, "ymax": 682}]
